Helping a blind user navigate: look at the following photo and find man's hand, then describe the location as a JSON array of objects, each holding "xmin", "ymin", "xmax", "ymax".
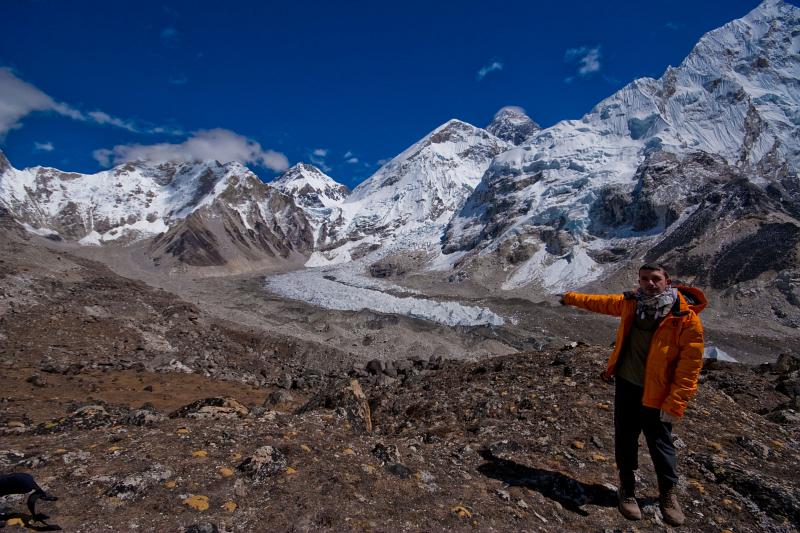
[{"xmin": 660, "ymin": 409, "xmax": 679, "ymax": 424}]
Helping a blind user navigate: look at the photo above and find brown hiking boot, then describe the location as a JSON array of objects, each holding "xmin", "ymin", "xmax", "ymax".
[
  {"xmin": 659, "ymin": 484, "xmax": 685, "ymax": 526},
  {"xmin": 618, "ymin": 486, "xmax": 642, "ymax": 520}
]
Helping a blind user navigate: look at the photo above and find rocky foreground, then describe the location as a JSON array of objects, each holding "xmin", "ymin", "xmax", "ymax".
[{"xmin": 1, "ymin": 216, "xmax": 799, "ymax": 532}]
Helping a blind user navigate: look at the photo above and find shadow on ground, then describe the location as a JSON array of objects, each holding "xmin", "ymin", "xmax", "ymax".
[{"xmin": 477, "ymin": 449, "xmax": 617, "ymax": 516}]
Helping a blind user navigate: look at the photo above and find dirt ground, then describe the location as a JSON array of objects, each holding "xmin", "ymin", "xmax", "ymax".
[{"xmin": 2, "ymin": 219, "xmax": 800, "ymax": 531}]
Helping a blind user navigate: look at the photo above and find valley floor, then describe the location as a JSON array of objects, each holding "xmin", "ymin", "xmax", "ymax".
[{"xmin": 1, "ymin": 231, "xmax": 799, "ymax": 531}]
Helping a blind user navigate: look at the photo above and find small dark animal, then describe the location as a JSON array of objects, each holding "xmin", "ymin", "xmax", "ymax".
[{"xmin": 0, "ymin": 473, "xmax": 58, "ymax": 520}]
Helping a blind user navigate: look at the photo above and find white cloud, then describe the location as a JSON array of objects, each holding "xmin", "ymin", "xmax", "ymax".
[
  {"xmin": 309, "ymin": 148, "xmax": 332, "ymax": 172},
  {"xmin": 477, "ymin": 61, "xmax": 503, "ymax": 80},
  {"xmin": 34, "ymin": 141, "xmax": 54, "ymax": 152},
  {"xmin": 93, "ymin": 128, "xmax": 289, "ymax": 171},
  {"xmin": 565, "ymin": 46, "xmax": 602, "ymax": 77},
  {"xmin": 0, "ymin": 67, "xmax": 179, "ymax": 137},
  {"xmin": 87, "ymin": 111, "xmax": 137, "ymax": 132},
  {"xmin": 0, "ymin": 68, "xmax": 80, "ymax": 137},
  {"xmin": 346, "ymin": 157, "xmax": 359, "ymax": 164},
  {"xmin": 344, "ymin": 150, "xmax": 354, "ymax": 158},
  {"xmin": 376, "ymin": 158, "xmax": 390, "ymax": 166}
]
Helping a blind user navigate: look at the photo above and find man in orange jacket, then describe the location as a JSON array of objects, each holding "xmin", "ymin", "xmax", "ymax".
[{"xmin": 560, "ymin": 263, "xmax": 705, "ymax": 526}]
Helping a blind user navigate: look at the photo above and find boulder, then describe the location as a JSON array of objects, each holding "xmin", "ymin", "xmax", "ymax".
[
  {"xmin": 299, "ymin": 379, "xmax": 372, "ymax": 434},
  {"xmin": 237, "ymin": 446, "xmax": 288, "ymax": 481},
  {"xmin": 170, "ymin": 397, "xmax": 249, "ymax": 420}
]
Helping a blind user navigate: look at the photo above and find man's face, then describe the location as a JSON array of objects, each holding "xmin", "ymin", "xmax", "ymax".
[{"xmin": 638, "ymin": 268, "xmax": 670, "ymax": 296}]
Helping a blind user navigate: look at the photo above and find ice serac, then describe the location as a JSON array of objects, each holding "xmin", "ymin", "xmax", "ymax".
[
  {"xmin": 443, "ymin": 0, "xmax": 800, "ymax": 293},
  {"xmin": 486, "ymin": 106, "xmax": 540, "ymax": 146},
  {"xmin": 311, "ymin": 119, "xmax": 510, "ymax": 264},
  {"xmin": 272, "ymin": 163, "xmax": 349, "ymax": 246}
]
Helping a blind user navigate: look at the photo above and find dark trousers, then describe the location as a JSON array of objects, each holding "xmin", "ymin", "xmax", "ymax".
[{"xmin": 614, "ymin": 377, "xmax": 678, "ymax": 485}]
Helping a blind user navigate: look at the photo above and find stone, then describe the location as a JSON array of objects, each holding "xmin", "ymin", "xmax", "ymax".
[
  {"xmin": 371, "ymin": 443, "xmax": 400, "ymax": 464},
  {"xmin": 123, "ymin": 407, "xmax": 165, "ymax": 426},
  {"xmin": 170, "ymin": 397, "xmax": 249, "ymax": 420},
  {"xmin": 237, "ymin": 446, "xmax": 288, "ymax": 481},
  {"xmin": 376, "ymin": 374, "xmax": 398, "ymax": 387},
  {"xmin": 366, "ymin": 359, "xmax": 386, "ymax": 375},
  {"xmin": 26, "ymin": 374, "xmax": 47, "ymax": 387},
  {"xmin": 301, "ymin": 379, "xmax": 372, "ymax": 434},
  {"xmin": 386, "ymin": 462, "xmax": 412, "ymax": 478},
  {"xmin": 278, "ymin": 373, "xmax": 292, "ymax": 389},
  {"xmin": 264, "ymin": 390, "xmax": 294, "ymax": 408},
  {"xmin": 105, "ymin": 465, "xmax": 172, "ymax": 500}
]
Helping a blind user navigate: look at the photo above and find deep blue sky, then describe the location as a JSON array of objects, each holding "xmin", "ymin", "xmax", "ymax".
[{"xmin": 0, "ymin": 0, "xmax": 789, "ymax": 187}]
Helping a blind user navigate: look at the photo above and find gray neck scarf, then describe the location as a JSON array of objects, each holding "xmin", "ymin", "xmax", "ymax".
[{"xmin": 635, "ymin": 287, "xmax": 677, "ymax": 320}]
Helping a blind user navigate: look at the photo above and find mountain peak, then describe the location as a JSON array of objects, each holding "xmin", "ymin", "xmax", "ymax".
[
  {"xmin": 486, "ymin": 106, "xmax": 540, "ymax": 146},
  {"xmin": 273, "ymin": 163, "xmax": 348, "ymax": 210},
  {"xmin": 746, "ymin": 0, "xmax": 794, "ymax": 21}
]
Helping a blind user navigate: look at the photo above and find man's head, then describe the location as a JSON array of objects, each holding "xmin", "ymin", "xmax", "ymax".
[{"xmin": 638, "ymin": 263, "xmax": 671, "ymax": 296}]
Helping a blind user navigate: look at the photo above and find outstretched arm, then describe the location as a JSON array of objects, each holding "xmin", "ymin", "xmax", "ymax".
[{"xmin": 561, "ymin": 292, "xmax": 627, "ymax": 317}]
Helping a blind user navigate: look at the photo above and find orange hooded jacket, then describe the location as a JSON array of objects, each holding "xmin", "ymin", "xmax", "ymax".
[{"xmin": 562, "ymin": 286, "xmax": 706, "ymax": 418}]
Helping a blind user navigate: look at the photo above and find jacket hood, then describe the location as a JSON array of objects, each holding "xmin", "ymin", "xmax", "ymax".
[{"xmin": 674, "ymin": 285, "xmax": 707, "ymax": 315}]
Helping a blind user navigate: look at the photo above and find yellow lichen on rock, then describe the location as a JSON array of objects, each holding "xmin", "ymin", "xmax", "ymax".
[
  {"xmin": 177, "ymin": 428, "xmax": 190, "ymax": 434},
  {"xmin": 192, "ymin": 450, "xmax": 208, "ymax": 458},
  {"xmin": 452, "ymin": 505, "xmax": 472, "ymax": 519},
  {"xmin": 222, "ymin": 501, "xmax": 238, "ymax": 512},
  {"xmin": 6, "ymin": 518, "xmax": 25, "ymax": 527},
  {"xmin": 688, "ymin": 479, "xmax": 705, "ymax": 494},
  {"xmin": 183, "ymin": 495, "xmax": 209, "ymax": 511},
  {"xmin": 285, "ymin": 466, "xmax": 298, "ymax": 475},
  {"xmin": 164, "ymin": 480, "xmax": 177, "ymax": 489},
  {"xmin": 218, "ymin": 467, "xmax": 234, "ymax": 478},
  {"xmin": 300, "ymin": 444, "xmax": 312, "ymax": 452}
]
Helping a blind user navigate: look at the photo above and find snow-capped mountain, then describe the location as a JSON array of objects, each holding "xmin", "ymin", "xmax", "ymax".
[
  {"xmin": 486, "ymin": 106, "xmax": 540, "ymax": 146},
  {"xmin": 0, "ymin": 153, "xmax": 313, "ymax": 268},
  {"xmin": 271, "ymin": 163, "xmax": 349, "ymax": 246},
  {"xmin": 443, "ymin": 0, "xmax": 800, "ymax": 292},
  {"xmin": 148, "ymin": 175, "xmax": 313, "ymax": 270},
  {"xmin": 309, "ymin": 119, "xmax": 510, "ymax": 264}
]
